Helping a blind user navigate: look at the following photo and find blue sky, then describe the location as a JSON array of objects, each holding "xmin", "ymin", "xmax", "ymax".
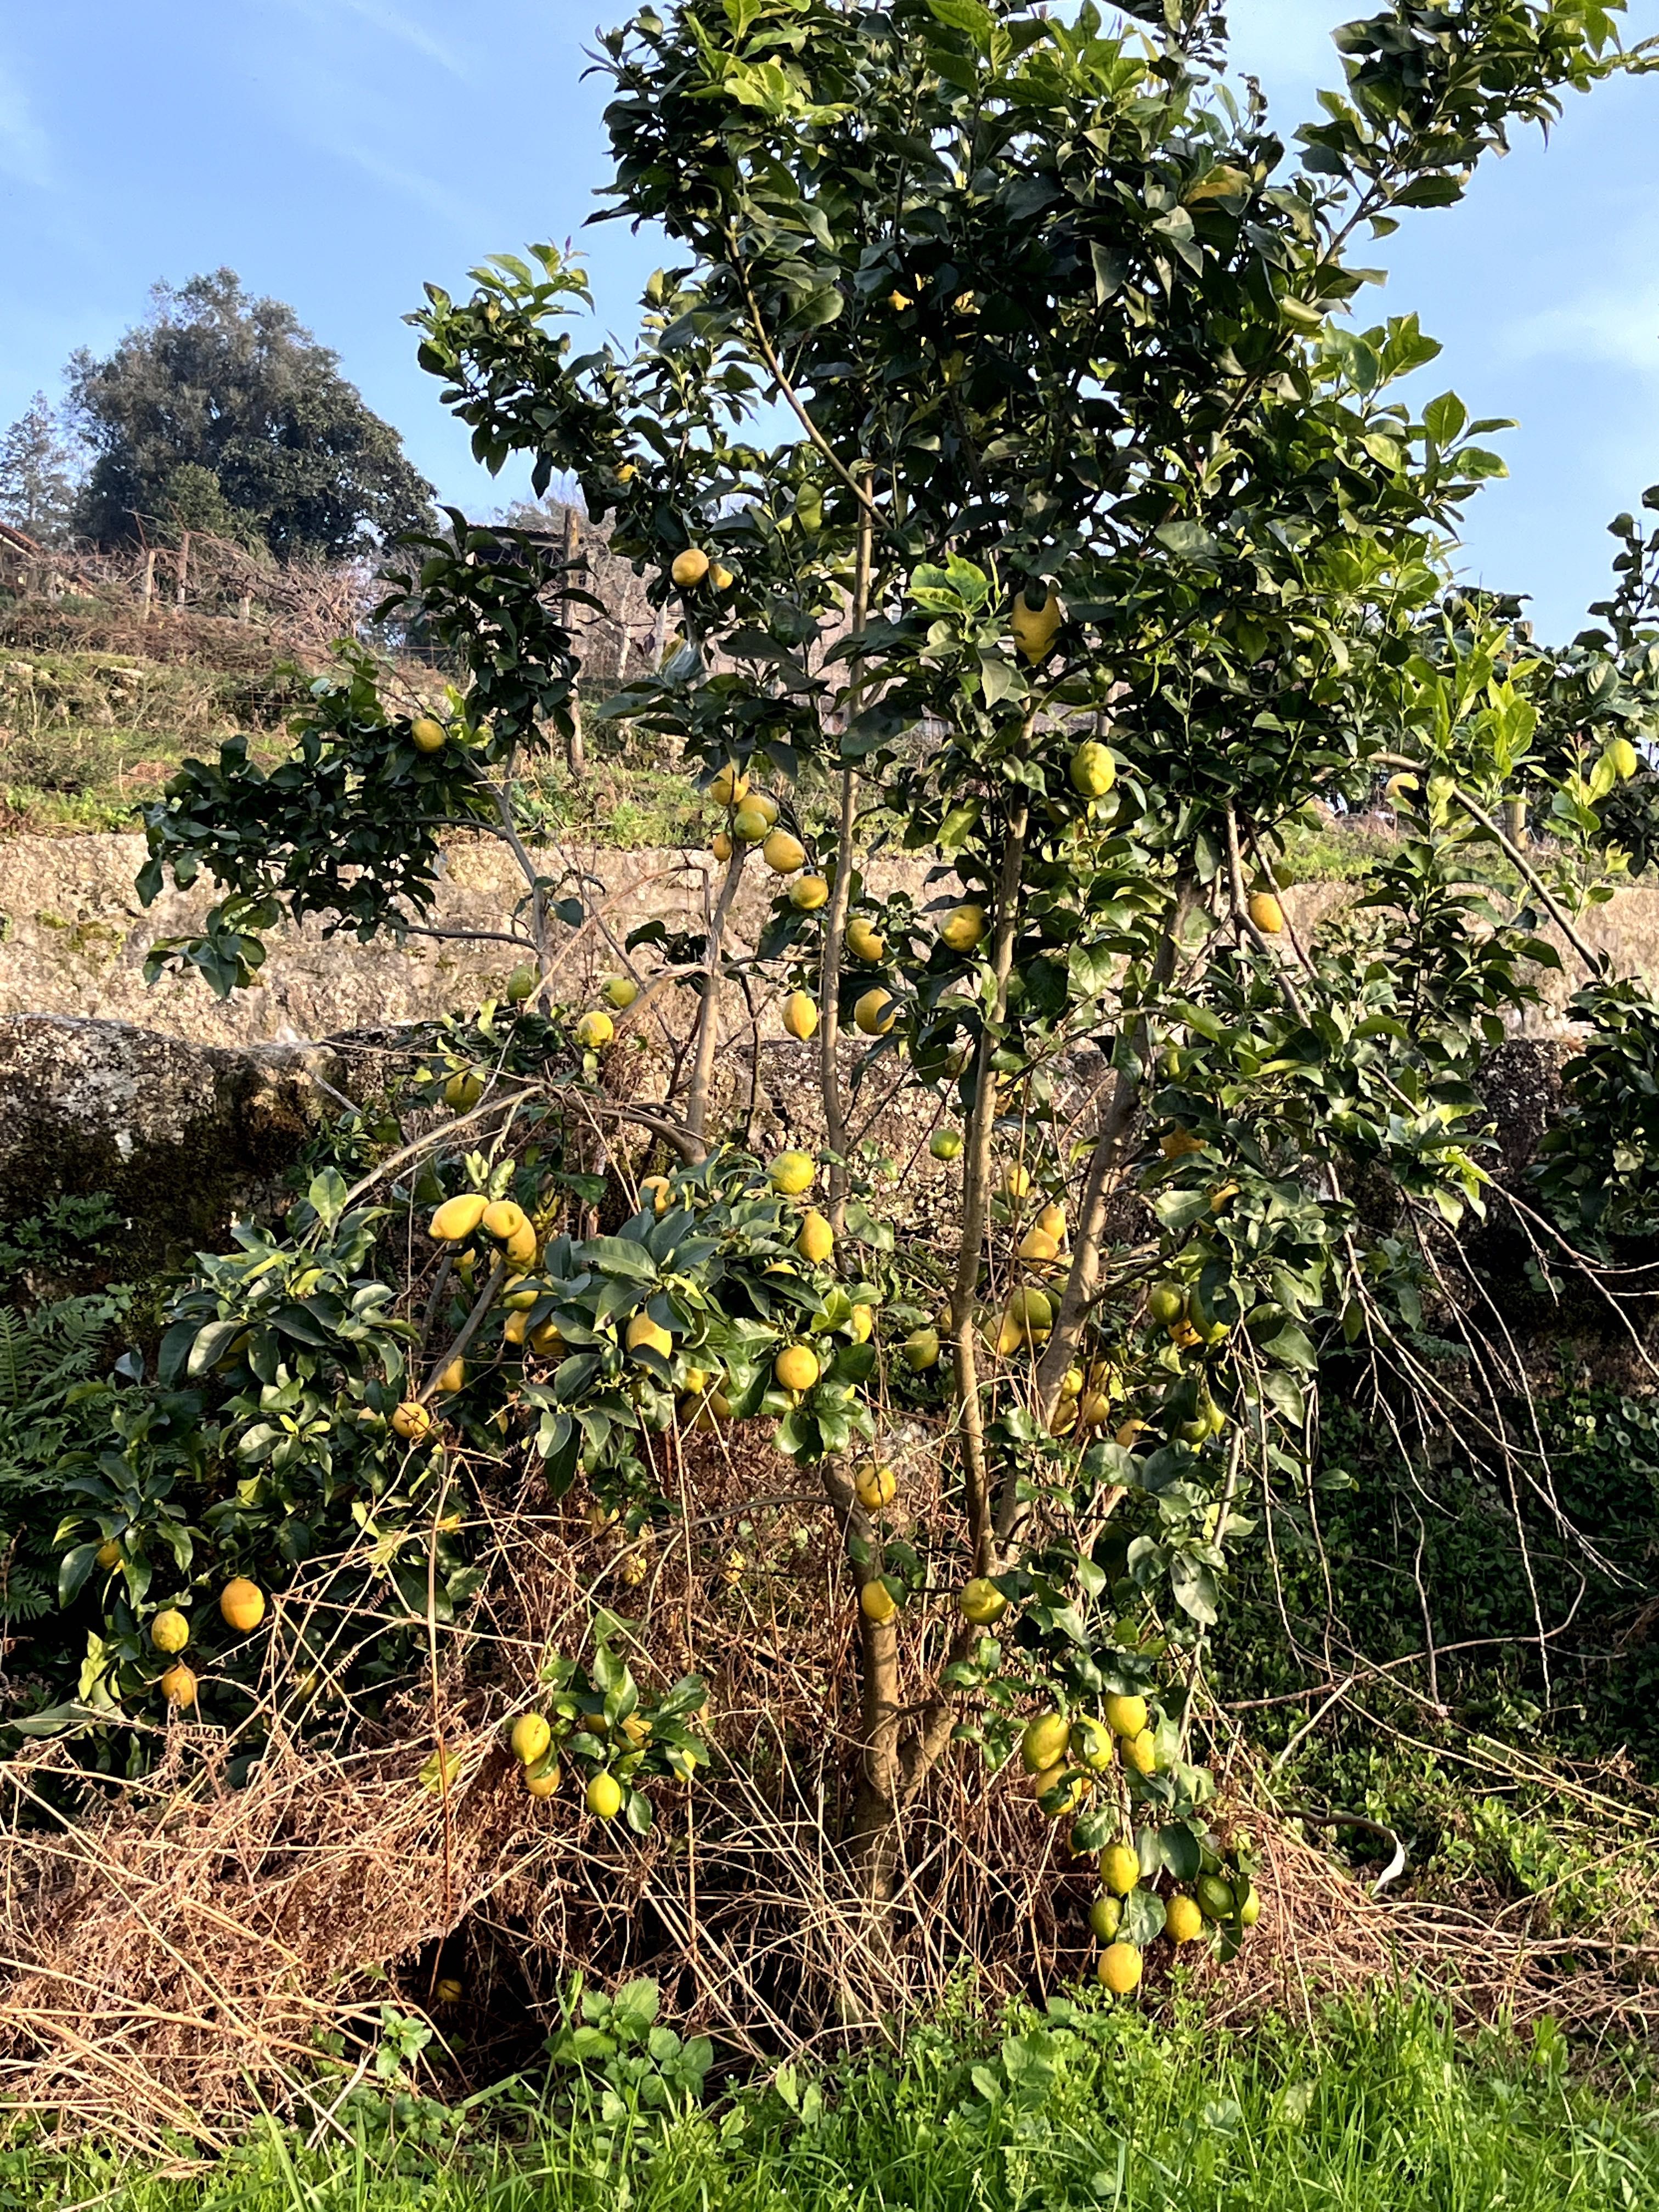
[{"xmin": 1, "ymin": 1, "xmax": 1655, "ymax": 640}]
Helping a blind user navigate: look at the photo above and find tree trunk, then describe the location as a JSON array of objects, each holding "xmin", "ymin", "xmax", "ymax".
[
  {"xmin": 561, "ymin": 505, "xmax": 586, "ymax": 780},
  {"xmin": 820, "ymin": 471, "xmax": 872, "ymax": 1237},
  {"xmin": 950, "ymin": 794, "xmax": 1030, "ymax": 1575}
]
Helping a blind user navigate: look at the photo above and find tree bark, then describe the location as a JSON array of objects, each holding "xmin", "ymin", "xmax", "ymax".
[
  {"xmin": 950, "ymin": 794, "xmax": 1030, "ymax": 1576},
  {"xmin": 682, "ymin": 843, "xmax": 747, "ymax": 1150},
  {"xmin": 820, "ymin": 469, "xmax": 872, "ymax": 1237}
]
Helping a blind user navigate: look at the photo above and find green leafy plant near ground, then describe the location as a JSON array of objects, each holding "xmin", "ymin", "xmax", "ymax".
[{"xmin": 4, "ymin": 1994, "xmax": 1656, "ymax": 2211}]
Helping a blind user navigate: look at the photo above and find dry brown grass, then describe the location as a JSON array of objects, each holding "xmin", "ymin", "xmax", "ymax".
[{"xmin": 4, "ymin": 1412, "xmax": 1656, "ymax": 2149}]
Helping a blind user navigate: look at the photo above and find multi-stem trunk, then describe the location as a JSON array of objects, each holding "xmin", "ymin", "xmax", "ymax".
[
  {"xmin": 682, "ymin": 844, "xmax": 747, "ymax": 1152},
  {"xmin": 950, "ymin": 792, "xmax": 1031, "ymax": 1577},
  {"xmin": 820, "ymin": 471, "xmax": 872, "ymax": 1237}
]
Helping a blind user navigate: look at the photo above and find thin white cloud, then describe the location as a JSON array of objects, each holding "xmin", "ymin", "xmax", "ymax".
[
  {"xmin": 1502, "ymin": 286, "xmax": 1659, "ymax": 379},
  {"xmin": 0, "ymin": 64, "xmax": 51, "ymax": 189},
  {"xmin": 275, "ymin": 0, "xmax": 470, "ymax": 80}
]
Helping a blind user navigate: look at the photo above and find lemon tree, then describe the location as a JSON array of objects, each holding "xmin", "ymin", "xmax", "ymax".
[{"xmin": 44, "ymin": 0, "xmax": 1659, "ymax": 1983}]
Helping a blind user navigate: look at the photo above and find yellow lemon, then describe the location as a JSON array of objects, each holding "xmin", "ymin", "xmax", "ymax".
[
  {"xmin": 769, "ymin": 1150, "xmax": 816, "ymax": 1195},
  {"xmin": 904, "ymin": 1326, "xmax": 941, "ymax": 1370},
  {"xmin": 854, "ymin": 988, "xmax": 897, "ymax": 1036},
  {"xmin": 1069, "ymin": 1717, "xmax": 1115, "ymax": 1772},
  {"xmin": 150, "ymin": 1608, "xmax": 189, "ymax": 1654},
  {"xmin": 939, "ymin": 904, "xmax": 987, "ymax": 952},
  {"xmin": 640, "ymin": 1173, "xmax": 673, "ymax": 1215},
  {"xmin": 709, "ymin": 761, "xmax": 749, "ymax": 808},
  {"xmin": 430, "ymin": 1194, "xmax": 488, "ymax": 1243},
  {"xmin": 1248, "ymin": 889, "xmax": 1285, "ymax": 934},
  {"xmin": 1101, "ymin": 1842, "xmax": 1140, "ymax": 1896},
  {"xmin": 1159, "ymin": 1127, "xmax": 1206, "ymax": 1159},
  {"xmin": 672, "ymin": 548, "xmax": 710, "ymax": 588},
  {"xmin": 733, "ymin": 804, "xmax": 770, "ymax": 845},
  {"xmin": 845, "ymin": 916, "xmax": 884, "ymax": 962},
  {"xmin": 1020, "ymin": 1711, "xmax": 1070, "ymax": 1774},
  {"xmin": 1103, "ymin": 1693, "xmax": 1149, "ymax": 1739},
  {"xmin": 1006, "ymin": 1286, "xmax": 1052, "ymax": 1335},
  {"xmin": 602, "ymin": 974, "xmax": 640, "ymax": 1009},
  {"xmin": 1089, "ymin": 1894, "xmax": 1122, "ymax": 1943},
  {"xmin": 1034, "ymin": 1763, "xmax": 1086, "ymax": 1816},
  {"xmin": 1098, "ymin": 1942, "xmax": 1143, "ymax": 1996},
  {"xmin": 392, "ymin": 1400, "xmax": 432, "ymax": 1441},
  {"xmin": 1069, "ymin": 739, "xmax": 1116, "ymax": 797},
  {"xmin": 1239, "ymin": 1886, "xmax": 1262, "ymax": 1928},
  {"xmin": 95, "ymin": 1539, "xmax": 122, "ymax": 1571},
  {"xmin": 797, "ymin": 1210, "xmax": 834, "ymax": 1264},
  {"xmin": 848, "ymin": 1302, "xmax": 873, "ymax": 1342},
  {"xmin": 959, "ymin": 1577, "xmax": 1008, "ymax": 1626},
  {"xmin": 1165, "ymin": 1894, "xmax": 1204, "ymax": 1944},
  {"xmin": 586, "ymin": 1771, "xmax": 624, "ymax": 1819},
  {"xmin": 789, "ymin": 873, "xmax": 829, "ymax": 910},
  {"xmin": 853, "ymin": 1460, "xmax": 897, "ymax": 1510},
  {"xmin": 1018, "ymin": 1227, "xmax": 1059, "ymax": 1265},
  {"xmin": 1609, "ymin": 735, "xmax": 1639, "ymax": 781},
  {"xmin": 711, "ymin": 562, "xmax": 735, "ymax": 591},
  {"xmin": 1001, "ymin": 1163, "xmax": 1031, "ymax": 1200},
  {"xmin": 747, "ymin": 791, "xmax": 780, "ymax": 826},
  {"xmin": 511, "ymin": 1713, "xmax": 552, "ymax": 1766},
  {"xmin": 1037, "ymin": 1203, "xmax": 1066, "ymax": 1243},
  {"xmin": 434, "ymin": 1357, "xmax": 466, "ymax": 1395},
  {"xmin": 575, "ymin": 1009, "xmax": 614, "ymax": 1051},
  {"xmin": 503, "ymin": 1274, "xmax": 538, "ymax": 1311},
  {"xmin": 774, "ymin": 1343, "xmax": 820, "ymax": 1392},
  {"xmin": 482, "ymin": 1200, "xmax": 528, "ymax": 1245},
  {"xmin": 1011, "ymin": 586, "xmax": 1062, "ymax": 663},
  {"xmin": 160, "ymin": 1662, "xmax": 198, "ymax": 1707},
  {"xmin": 712, "ymin": 830, "xmax": 733, "ymax": 862},
  {"xmin": 763, "ymin": 828, "xmax": 806, "ymax": 874},
  {"xmin": 218, "ymin": 1579, "xmax": 266, "ymax": 1634},
  {"xmin": 783, "ymin": 990, "xmax": 819, "ymax": 1039},
  {"xmin": 1122, "ymin": 1728, "xmax": 1158, "ymax": 1776},
  {"xmin": 625, "ymin": 1313, "xmax": 673, "ymax": 1362},
  {"xmin": 530, "ymin": 1321, "xmax": 567, "ymax": 1356},
  {"xmin": 410, "ymin": 715, "xmax": 448, "ymax": 753},
  {"xmin": 526, "ymin": 1764, "xmax": 562, "ymax": 1799},
  {"xmin": 859, "ymin": 1579, "xmax": 898, "ymax": 1623}
]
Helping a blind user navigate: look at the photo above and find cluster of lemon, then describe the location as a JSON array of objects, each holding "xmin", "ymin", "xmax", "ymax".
[
  {"xmin": 1022, "ymin": 1695, "xmax": 1160, "ymax": 1803},
  {"xmin": 507, "ymin": 1691, "xmax": 712, "ymax": 1818},
  {"xmin": 508, "ymin": 1708, "xmax": 631, "ymax": 1818},
  {"xmin": 136, "ymin": 1576, "xmax": 268, "ymax": 1708},
  {"xmin": 404, "ymin": 1150, "xmax": 868, "ymax": 1442},
  {"xmin": 1017, "ymin": 1703, "xmax": 1260, "ymax": 1993},
  {"xmin": 847, "ymin": 1458, "xmax": 1008, "ymax": 1630}
]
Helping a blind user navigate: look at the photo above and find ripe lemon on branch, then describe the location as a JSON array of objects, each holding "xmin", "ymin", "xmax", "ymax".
[
  {"xmin": 218, "ymin": 1579, "xmax": 266, "ymax": 1634},
  {"xmin": 854, "ymin": 1460, "xmax": 896, "ymax": 1510},
  {"xmin": 1011, "ymin": 582, "xmax": 1061, "ymax": 663}
]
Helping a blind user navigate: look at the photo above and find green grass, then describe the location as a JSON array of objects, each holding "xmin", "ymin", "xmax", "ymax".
[{"xmin": 8, "ymin": 1994, "xmax": 1657, "ymax": 2210}]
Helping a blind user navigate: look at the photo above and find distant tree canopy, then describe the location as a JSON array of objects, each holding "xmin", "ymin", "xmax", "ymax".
[
  {"xmin": 0, "ymin": 392, "xmax": 80, "ymax": 546},
  {"xmin": 67, "ymin": 270, "xmax": 436, "ymax": 561}
]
